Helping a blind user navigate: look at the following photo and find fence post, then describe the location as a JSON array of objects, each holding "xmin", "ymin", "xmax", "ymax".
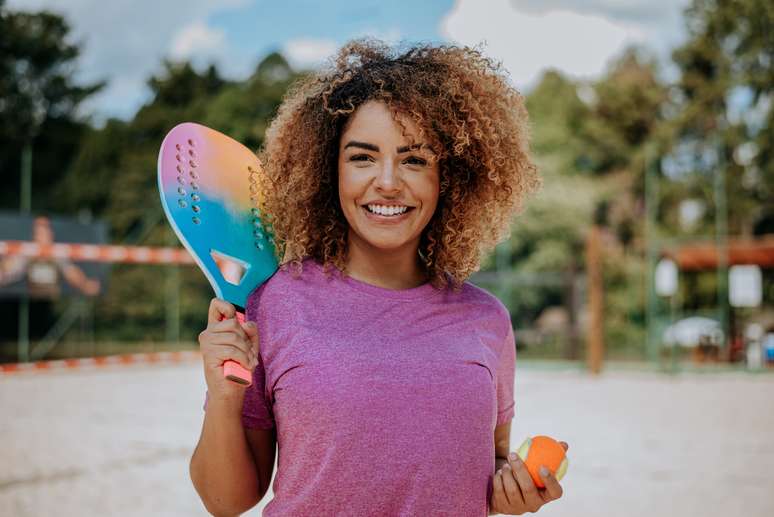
[{"xmin": 586, "ymin": 224, "xmax": 604, "ymax": 374}]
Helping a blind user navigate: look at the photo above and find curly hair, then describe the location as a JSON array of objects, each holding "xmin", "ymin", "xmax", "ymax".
[{"xmin": 255, "ymin": 38, "xmax": 540, "ymax": 291}]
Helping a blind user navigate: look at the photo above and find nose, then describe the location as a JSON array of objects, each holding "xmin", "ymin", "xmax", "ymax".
[{"xmin": 374, "ymin": 158, "xmax": 401, "ymax": 193}]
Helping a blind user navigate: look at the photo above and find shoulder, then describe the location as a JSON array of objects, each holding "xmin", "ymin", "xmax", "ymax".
[
  {"xmin": 449, "ymin": 280, "xmax": 513, "ymax": 345},
  {"xmin": 244, "ymin": 257, "xmax": 325, "ymax": 315},
  {"xmin": 458, "ymin": 281, "xmax": 510, "ymax": 321}
]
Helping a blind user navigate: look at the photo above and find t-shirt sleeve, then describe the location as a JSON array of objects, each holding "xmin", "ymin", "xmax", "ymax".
[
  {"xmin": 240, "ymin": 351, "xmax": 275, "ymax": 429},
  {"xmin": 241, "ymin": 283, "xmax": 276, "ymax": 429},
  {"xmin": 495, "ymin": 324, "xmax": 516, "ymax": 425}
]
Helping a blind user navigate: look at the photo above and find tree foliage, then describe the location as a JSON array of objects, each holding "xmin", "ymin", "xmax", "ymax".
[
  {"xmin": 668, "ymin": 0, "xmax": 773, "ymax": 235},
  {"xmin": 59, "ymin": 53, "xmax": 301, "ymax": 340},
  {"xmin": 0, "ymin": 0, "xmax": 104, "ymax": 211}
]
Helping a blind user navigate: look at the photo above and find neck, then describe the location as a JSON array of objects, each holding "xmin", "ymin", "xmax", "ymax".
[{"xmin": 344, "ymin": 231, "xmax": 428, "ymax": 290}]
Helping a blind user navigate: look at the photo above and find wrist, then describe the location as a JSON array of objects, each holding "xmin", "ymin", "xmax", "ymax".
[{"xmin": 206, "ymin": 392, "xmax": 246, "ymax": 417}]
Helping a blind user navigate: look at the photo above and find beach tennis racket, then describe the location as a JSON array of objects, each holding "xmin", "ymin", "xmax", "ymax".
[{"xmin": 158, "ymin": 122, "xmax": 278, "ymax": 386}]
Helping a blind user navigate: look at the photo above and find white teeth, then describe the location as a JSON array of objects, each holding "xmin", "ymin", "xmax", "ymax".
[{"xmin": 366, "ymin": 204, "xmax": 409, "ymax": 216}]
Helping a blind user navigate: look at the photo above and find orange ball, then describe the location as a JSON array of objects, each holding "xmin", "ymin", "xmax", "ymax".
[{"xmin": 516, "ymin": 435, "xmax": 568, "ymax": 489}]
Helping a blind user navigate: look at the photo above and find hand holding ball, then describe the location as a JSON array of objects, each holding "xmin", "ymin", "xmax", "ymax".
[{"xmin": 516, "ymin": 435, "xmax": 569, "ymax": 489}]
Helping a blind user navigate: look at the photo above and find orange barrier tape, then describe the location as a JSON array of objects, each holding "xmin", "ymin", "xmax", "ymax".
[
  {"xmin": 0, "ymin": 240, "xmax": 195, "ymax": 265},
  {"xmin": 0, "ymin": 351, "xmax": 201, "ymax": 375}
]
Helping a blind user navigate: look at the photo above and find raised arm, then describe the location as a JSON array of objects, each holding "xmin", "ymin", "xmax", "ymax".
[{"xmin": 190, "ymin": 298, "xmax": 273, "ymax": 516}]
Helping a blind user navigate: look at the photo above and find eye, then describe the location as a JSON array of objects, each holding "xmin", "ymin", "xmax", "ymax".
[
  {"xmin": 403, "ymin": 156, "xmax": 427, "ymax": 166},
  {"xmin": 349, "ymin": 154, "xmax": 373, "ymax": 162}
]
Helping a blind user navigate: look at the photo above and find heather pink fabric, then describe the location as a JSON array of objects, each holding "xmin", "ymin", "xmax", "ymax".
[{"xmin": 204, "ymin": 257, "xmax": 516, "ymax": 516}]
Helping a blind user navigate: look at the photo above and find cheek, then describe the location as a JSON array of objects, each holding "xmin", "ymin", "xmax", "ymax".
[
  {"xmin": 337, "ymin": 165, "xmax": 363, "ymax": 216},
  {"xmin": 419, "ymin": 173, "xmax": 441, "ymax": 212},
  {"xmin": 337, "ymin": 165, "xmax": 354, "ymax": 203}
]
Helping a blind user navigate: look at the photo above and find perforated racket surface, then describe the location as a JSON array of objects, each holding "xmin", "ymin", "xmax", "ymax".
[{"xmin": 158, "ymin": 122, "xmax": 278, "ymax": 386}]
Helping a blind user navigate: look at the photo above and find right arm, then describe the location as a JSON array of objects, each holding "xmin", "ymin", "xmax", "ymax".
[
  {"xmin": 189, "ymin": 299, "xmax": 277, "ymax": 516},
  {"xmin": 190, "ymin": 396, "xmax": 268, "ymax": 516}
]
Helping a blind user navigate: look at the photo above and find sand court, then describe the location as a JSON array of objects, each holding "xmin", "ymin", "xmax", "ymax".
[{"xmin": 1, "ymin": 362, "xmax": 772, "ymax": 516}]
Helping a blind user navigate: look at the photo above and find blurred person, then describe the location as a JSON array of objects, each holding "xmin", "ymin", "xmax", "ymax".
[
  {"xmin": 191, "ymin": 39, "xmax": 568, "ymax": 516},
  {"xmin": 0, "ymin": 216, "xmax": 100, "ymax": 298}
]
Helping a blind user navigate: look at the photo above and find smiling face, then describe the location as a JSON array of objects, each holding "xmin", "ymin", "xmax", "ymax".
[{"xmin": 338, "ymin": 100, "xmax": 440, "ymax": 258}]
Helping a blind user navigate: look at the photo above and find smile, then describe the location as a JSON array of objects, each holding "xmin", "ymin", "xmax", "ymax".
[
  {"xmin": 361, "ymin": 204, "xmax": 415, "ymax": 222},
  {"xmin": 365, "ymin": 204, "xmax": 412, "ymax": 216}
]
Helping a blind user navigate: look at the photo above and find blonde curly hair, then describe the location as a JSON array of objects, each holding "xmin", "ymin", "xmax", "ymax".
[{"xmin": 255, "ymin": 38, "xmax": 540, "ymax": 291}]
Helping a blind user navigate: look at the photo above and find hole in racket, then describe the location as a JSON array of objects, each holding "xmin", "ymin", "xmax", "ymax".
[{"xmin": 210, "ymin": 249, "xmax": 250, "ymax": 285}]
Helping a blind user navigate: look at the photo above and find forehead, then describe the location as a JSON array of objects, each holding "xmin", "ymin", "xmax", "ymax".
[{"xmin": 341, "ymin": 100, "xmax": 422, "ymax": 140}]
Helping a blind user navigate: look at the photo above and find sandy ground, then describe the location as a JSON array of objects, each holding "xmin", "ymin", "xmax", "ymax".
[{"xmin": 1, "ymin": 362, "xmax": 773, "ymax": 517}]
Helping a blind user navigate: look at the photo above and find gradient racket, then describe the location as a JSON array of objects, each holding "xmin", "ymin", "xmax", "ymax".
[{"xmin": 157, "ymin": 122, "xmax": 277, "ymax": 386}]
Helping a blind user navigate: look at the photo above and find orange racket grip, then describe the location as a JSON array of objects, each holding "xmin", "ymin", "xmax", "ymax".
[{"xmin": 218, "ymin": 310, "xmax": 253, "ymax": 387}]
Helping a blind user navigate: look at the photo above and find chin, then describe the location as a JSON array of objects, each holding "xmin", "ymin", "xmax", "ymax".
[
  {"xmin": 351, "ymin": 229, "xmax": 413, "ymax": 252},
  {"xmin": 362, "ymin": 238, "xmax": 412, "ymax": 251}
]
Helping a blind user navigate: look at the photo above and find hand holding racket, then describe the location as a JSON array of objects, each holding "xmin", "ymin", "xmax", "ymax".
[
  {"xmin": 157, "ymin": 122, "xmax": 278, "ymax": 386},
  {"xmin": 197, "ymin": 298, "xmax": 260, "ymax": 401}
]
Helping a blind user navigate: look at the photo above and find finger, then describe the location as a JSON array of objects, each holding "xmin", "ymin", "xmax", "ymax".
[
  {"xmin": 508, "ymin": 453, "xmax": 542, "ymax": 512},
  {"xmin": 242, "ymin": 321, "xmax": 260, "ymax": 350},
  {"xmin": 213, "ymin": 346, "xmax": 254, "ymax": 371},
  {"xmin": 500, "ymin": 463, "xmax": 524, "ymax": 509},
  {"xmin": 538, "ymin": 467, "xmax": 564, "ymax": 503},
  {"xmin": 202, "ymin": 332, "xmax": 255, "ymax": 360},
  {"xmin": 209, "ymin": 318, "xmax": 248, "ymax": 341},
  {"xmin": 208, "ymin": 298, "xmax": 235, "ymax": 324},
  {"xmin": 492, "ymin": 470, "xmax": 510, "ymax": 513}
]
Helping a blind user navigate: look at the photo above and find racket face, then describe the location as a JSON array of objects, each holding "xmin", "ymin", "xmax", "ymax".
[{"xmin": 158, "ymin": 122, "xmax": 278, "ymax": 309}]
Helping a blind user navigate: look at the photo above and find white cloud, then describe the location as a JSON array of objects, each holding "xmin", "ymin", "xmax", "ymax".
[
  {"xmin": 7, "ymin": 0, "xmax": 249, "ymax": 123},
  {"xmin": 441, "ymin": 0, "xmax": 689, "ymax": 91},
  {"xmin": 512, "ymin": 0, "xmax": 691, "ymax": 58},
  {"xmin": 170, "ymin": 21, "xmax": 227, "ymax": 60},
  {"xmin": 282, "ymin": 38, "xmax": 338, "ymax": 70},
  {"xmin": 441, "ymin": 0, "xmax": 645, "ymax": 91},
  {"xmin": 514, "ymin": 0, "xmax": 682, "ymax": 24}
]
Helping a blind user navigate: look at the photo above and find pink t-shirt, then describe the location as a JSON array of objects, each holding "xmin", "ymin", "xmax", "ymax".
[{"xmin": 205, "ymin": 257, "xmax": 516, "ymax": 516}]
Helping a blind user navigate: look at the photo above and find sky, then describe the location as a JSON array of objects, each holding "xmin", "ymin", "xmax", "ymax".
[{"xmin": 8, "ymin": 0, "xmax": 692, "ymax": 125}]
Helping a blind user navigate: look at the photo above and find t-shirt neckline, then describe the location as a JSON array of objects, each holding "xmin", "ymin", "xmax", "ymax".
[{"xmin": 307, "ymin": 258, "xmax": 442, "ymax": 301}]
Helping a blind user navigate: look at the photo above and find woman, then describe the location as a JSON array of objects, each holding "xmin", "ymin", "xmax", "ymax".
[{"xmin": 190, "ymin": 39, "xmax": 568, "ymax": 516}]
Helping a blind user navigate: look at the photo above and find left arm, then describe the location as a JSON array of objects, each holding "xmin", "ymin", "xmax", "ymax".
[{"xmin": 488, "ymin": 317, "xmax": 566, "ymax": 514}]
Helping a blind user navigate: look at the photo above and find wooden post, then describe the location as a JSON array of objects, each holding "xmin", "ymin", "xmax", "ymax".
[
  {"xmin": 564, "ymin": 254, "xmax": 580, "ymax": 360},
  {"xmin": 586, "ymin": 225, "xmax": 604, "ymax": 374}
]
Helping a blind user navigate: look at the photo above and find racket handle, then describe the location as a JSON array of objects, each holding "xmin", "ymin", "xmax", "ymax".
[{"xmin": 219, "ymin": 311, "xmax": 253, "ymax": 387}]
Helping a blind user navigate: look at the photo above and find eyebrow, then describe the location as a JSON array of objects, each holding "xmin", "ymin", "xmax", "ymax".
[{"xmin": 343, "ymin": 141, "xmax": 425, "ymax": 153}]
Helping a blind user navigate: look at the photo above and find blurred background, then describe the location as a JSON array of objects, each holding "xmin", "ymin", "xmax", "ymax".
[{"xmin": 0, "ymin": 0, "xmax": 772, "ymax": 516}]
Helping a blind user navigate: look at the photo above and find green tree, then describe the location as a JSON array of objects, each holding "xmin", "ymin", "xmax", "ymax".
[
  {"xmin": 489, "ymin": 52, "xmax": 670, "ymax": 358},
  {"xmin": 0, "ymin": 0, "xmax": 104, "ymax": 212},
  {"xmin": 577, "ymin": 48, "xmax": 669, "ymax": 180},
  {"xmin": 668, "ymin": 0, "xmax": 773, "ymax": 236},
  {"xmin": 61, "ymin": 54, "xmax": 302, "ymax": 341},
  {"xmin": 203, "ymin": 52, "xmax": 297, "ymax": 148}
]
